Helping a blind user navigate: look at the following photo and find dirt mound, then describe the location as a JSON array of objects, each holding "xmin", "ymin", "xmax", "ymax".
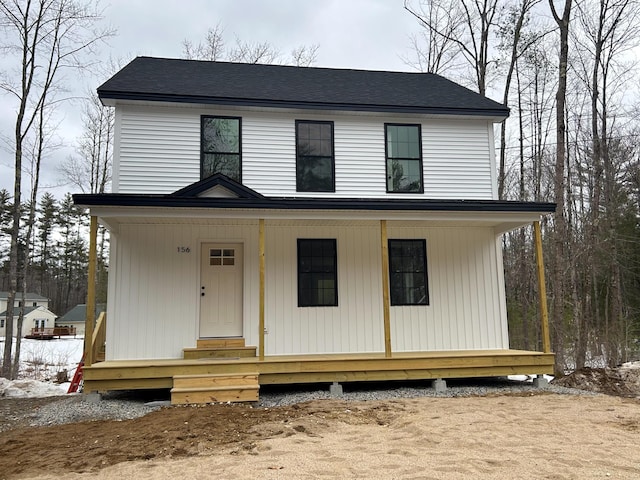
[
  {"xmin": 0, "ymin": 398, "xmax": 399, "ymax": 479},
  {"xmin": 553, "ymin": 362, "xmax": 640, "ymax": 397}
]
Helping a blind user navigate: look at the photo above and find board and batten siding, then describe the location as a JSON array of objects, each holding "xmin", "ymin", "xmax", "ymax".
[
  {"xmin": 115, "ymin": 105, "xmax": 496, "ymax": 199},
  {"xmin": 264, "ymin": 222, "xmax": 385, "ymax": 355},
  {"xmin": 106, "ymin": 218, "xmax": 509, "ymax": 359},
  {"xmin": 264, "ymin": 223, "xmax": 508, "ymax": 354},
  {"xmin": 106, "ymin": 221, "xmax": 259, "ymax": 361},
  {"xmin": 388, "ymin": 226, "xmax": 508, "ymax": 351}
]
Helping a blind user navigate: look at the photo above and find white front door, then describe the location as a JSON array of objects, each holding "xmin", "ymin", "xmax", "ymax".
[{"xmin": 200, "ymin": 243, "xmax": 243, "ymax": 337}]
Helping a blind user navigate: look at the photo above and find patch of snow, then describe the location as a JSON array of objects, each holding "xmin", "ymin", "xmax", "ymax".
[
  {"xmin": 619, "ymin": 361, "xmax": 640, "ymax": 371},
  {"xmin": 0, "ymin": 337, "xmax": 84, "ymax": 397},
  {"xmin": 0, "ymin": 378, "xmax": 67, "ymax": 397},
  {"xmin": 16, "ymin": 337, "xmax": 84, "ymax": 380}
]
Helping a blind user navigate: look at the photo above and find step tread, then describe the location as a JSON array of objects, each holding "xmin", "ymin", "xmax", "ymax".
[
  {"xmin": 196, "ymin": 338, "xmax": 245, "ymax": 348},
  {"xmin": 171, "ymin": 385, "xmax": 259, "ymax": 393},
  {"xmin": 183, "ymin": 346, "xmax": 256, "ymax": 352},
  {"xmin": 171, "ymin": 390, "xmax": 259, "ymax": 405},
  {"xmin": 173, "ymin": 373, "xmax": 259, "ymax": 379}
]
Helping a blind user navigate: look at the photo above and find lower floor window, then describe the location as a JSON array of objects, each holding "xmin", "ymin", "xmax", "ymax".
[
  {"xmin": 298, "ymin": 239, "xmax": 338, "ymax": 307},
  {"xmin": 388, "ymin": 239, "xmax": 429, "ymax": 305}
]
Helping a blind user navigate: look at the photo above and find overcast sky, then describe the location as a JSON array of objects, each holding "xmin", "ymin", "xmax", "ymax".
[{"xmin": 0, "ymin": 0, "xmax": 424, "ymax": 199}]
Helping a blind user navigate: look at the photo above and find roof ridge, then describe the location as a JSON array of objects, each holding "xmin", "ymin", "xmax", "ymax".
[{"xmin": 133, "ymin": 55, "xmax": 438, "ymax": 76}]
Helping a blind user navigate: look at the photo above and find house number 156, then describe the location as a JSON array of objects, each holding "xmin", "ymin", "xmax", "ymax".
[{"xmin": 177, "ymin": 246, "xmax": 191, "ymax": 253}]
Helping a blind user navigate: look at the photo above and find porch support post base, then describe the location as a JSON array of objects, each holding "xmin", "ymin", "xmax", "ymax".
[
  {"xmin": 329, "ymin": 382, "xmax": 343, "ymax": 397},
  {"xmin": 83, "ymin": 392, "xmax": 102, "ymax": 403},
  {"xmin": 533, "ymin": 375, "xmax": 549, "ymax": 388},
  {"xmin": 432, "ymin": 378, "xmax": 447, "ymax": 393}
]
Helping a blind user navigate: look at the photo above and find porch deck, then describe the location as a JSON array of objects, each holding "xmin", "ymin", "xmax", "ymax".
[{"xmin": 82, "ymin": 349, "xmax": 554, "ymax": 392}]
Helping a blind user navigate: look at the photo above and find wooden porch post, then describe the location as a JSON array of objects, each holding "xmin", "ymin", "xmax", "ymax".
[
  {"xmin": 84, "ymin": 215, "xmax": 98, "ymax": 366},
  {"xmin": 258, "ymin": 219, "xmax": 265, "ymax": 360},
  {"xmin": 380, "ymin": 220, "xmax": 392, "ymax": 357},
  {"xmin": 533, "ymin": 221, "xmax": 551, "ymax": 353}
]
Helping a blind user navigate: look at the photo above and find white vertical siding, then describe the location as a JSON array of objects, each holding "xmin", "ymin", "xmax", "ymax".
[
  {"xmin": 107, "ymin": 221, "xmax": 259, "ymax": 361},
  {"xmin": 106, "ymin": 219, "xmax": 507, "ymax": 359},
  {"xmin": 264, "ymin": 222, "xmax": 385, "ymax": 355},
  {"xmin": 387, "ymin": 226, "xmax": 507, "ymax": 351},
  {"xmin": 115, "ymin": 105, "xmax": 496, "ymax": 199}
]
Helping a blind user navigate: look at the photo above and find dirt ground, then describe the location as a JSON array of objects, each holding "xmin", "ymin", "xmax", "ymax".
[
  {"xmin": 0, "ymin": 396, "xmax": 399, "ymax": 478},
  {"xmin": 1, "ymin": 373, "xmax": 640, "ymax": 480}
]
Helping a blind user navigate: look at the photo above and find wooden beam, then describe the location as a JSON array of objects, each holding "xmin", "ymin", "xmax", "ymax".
[
  {"xmin": 380, "ymin": 220, "xmax": 392, "ymax": 357},
  {"xmin": 82, "ymin": 349, "xmax": 555, "ymax": 390},
  {"xmin": 533, "ymin": 221, "xmax": 551, "ymax": 353},
  {"xmin": 258, "ymin": 218, "xmax": 265, "ymax": 360},
  {"xmin": 84, "ymin": 215, "xmax": 98, "ymax": 366}
]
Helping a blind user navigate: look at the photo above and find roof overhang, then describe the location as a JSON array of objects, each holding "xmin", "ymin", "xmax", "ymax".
[
  {"xmin": 74, "ymin": 193, "xmax": 555, "ymax": 235},
  {"xmin": 98, "ymin": 91, "xmax": 509, "ymax": 121}
]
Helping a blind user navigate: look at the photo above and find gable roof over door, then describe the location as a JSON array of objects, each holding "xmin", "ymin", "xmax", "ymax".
[{"xmin": 98, "ymin": 56, "xmax": 509, "ymax": 118}]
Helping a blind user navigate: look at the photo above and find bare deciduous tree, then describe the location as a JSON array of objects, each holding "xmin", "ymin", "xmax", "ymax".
[
  {"xmin": 182, "ymin": 22, "xmax": 225, "ymax": 61},
  {"xmin": 290, "ymin": 44, "xmax": 319, "ymax": 67},
  {"xmin": 0, "ymin": 0, "xmax": 111, "ymax": 379},
  {"xmin": 548, "ymin": 0, "xmax": 572, "ymax": 375},
  {"xmin": 59, "ymin": 90, "xmax": 113, "ymax": 194},
  {"xmin": 401, "ymin": 0, "xmax": 462, "ymax": 74},
  {"xmin": 182, "ymin": 25, "xmax": 319, "ymax": 66},
  {"xmin": 404, "ymin": 0, "xmax": 500, "ymax": 95}
]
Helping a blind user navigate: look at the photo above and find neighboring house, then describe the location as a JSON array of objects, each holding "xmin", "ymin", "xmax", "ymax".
[
  {"xmin": 0, "ymin": 292, "xmax": 49, "ymax": 314},
  {"xmin": 0, "ymin": 306, "xmax": 57, "ymax": 337},
  {"xmin": 73, "ymin": 57, "xmax": 555, "ymax": 402},
  {"xmin": 56, "ymin": 304, "xmax": 107, "ymax": 336}
]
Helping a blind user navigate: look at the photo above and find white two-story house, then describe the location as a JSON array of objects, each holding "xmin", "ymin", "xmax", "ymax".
[
  {"xmin": 74, "ymin": 57, "xmax": 555, "ymax": 403},
  {"xmin": 0, "ymin": 292, "xmax": 55, "ymax": 337}
]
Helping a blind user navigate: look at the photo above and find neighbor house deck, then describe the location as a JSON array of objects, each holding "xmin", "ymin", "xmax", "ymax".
[{"xmin": 82, "ymin": 349, "xmax": 555, "ymax": 392}]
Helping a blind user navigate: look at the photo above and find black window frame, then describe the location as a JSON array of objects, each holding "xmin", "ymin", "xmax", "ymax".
[
  {"xmin": 384, "ymin": 123, "xmax": 424, "ymax": 194},
  {"xmin": 297, "ymin": 238, "xmax": 338, "ymax": 307},
  {"xmin": 295, "ymin": 120, "xmax": 336, "ymax": 193},
  {"xmin": 200, "ymin": 115, "xmax": 242, "ymax": 182},
  {"xmin": 388, "ymin": 239, "xmax": 429, "ymax": 306}
]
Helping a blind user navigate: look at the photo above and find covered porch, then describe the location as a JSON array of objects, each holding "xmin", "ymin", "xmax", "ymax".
[
  {"xmin": 75, "ymin": 178, "xmax": 555, "ymax": 402},
  {"xmin": 79, "ymin": 212, "xmax": 553, "ymax": 403}
]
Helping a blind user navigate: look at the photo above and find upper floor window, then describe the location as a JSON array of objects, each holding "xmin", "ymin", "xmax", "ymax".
[
  {"xmin": 201, "ymin": 116, "xmax": 241, "ymax": 182},
  {"xmin": 296, "ymin": 121, "xmax": 335, "ymax": 192},
  {"xmin": 385, "ymin": 124, "xmax": 423, "ymax": 193}
]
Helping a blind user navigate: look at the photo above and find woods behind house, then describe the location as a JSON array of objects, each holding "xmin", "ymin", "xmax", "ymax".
[{"xmin": 2, "ymin": 0, "xmax": 640, "ymax": 378}]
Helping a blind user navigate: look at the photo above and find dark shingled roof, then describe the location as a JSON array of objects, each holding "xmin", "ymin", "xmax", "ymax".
[
  {"xmin": 98, "ymin": 56, "xmax": 509, "ymax": 117},
  {"xmin": 58, "ymin": 304, "xmax": 107, "ymax": 323},
  {"xmin": 0, "ymin": 306, "xmax": 39, "ymax": 316}
]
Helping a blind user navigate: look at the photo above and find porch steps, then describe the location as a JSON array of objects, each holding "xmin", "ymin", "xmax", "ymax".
[
  {"xmin": 196, "ymin": 338, "xmax": 245, "ymax": 349},
  {"xmin": 183, "ymin": 346, "xmax": 257, "ymax": 360},
  {"xmin": 170, "ymin": 373, "xmax": 259, "ymax": 405}
]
